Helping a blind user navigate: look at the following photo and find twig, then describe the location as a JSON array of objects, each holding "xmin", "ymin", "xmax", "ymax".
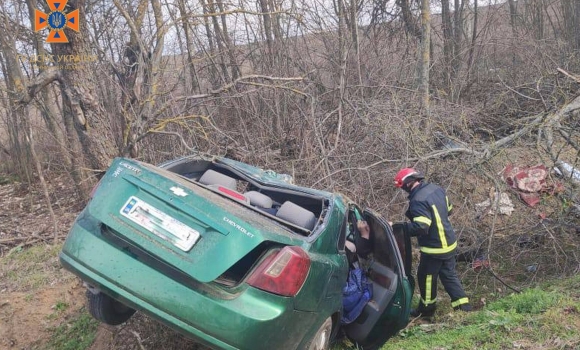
[
  {"xmin": 151, "ymin": 75, "xmax": 306, "ymax": 121},
  {"xmin": 0, "ymin": 235, "xmax": 66, "ymax": 244},
  {"xmin": 557, "ymin": 68, "xmax": 580, "ymax": 84},
  {"xmin": 149, "ymin": 131, "xmax": 196, "ymax": 152},
  {"xmin": 484, "ymin": 265, "xmax": 521, "ymax": 294},
  {"xmin": 130, "ymin": 331, "xmax": 147, "ymax": 350}
]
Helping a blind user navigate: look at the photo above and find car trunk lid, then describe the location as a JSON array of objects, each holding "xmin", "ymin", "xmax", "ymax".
[{"xmin": 89, "ymin": 158, "xmax": 304, "ymax": 283}]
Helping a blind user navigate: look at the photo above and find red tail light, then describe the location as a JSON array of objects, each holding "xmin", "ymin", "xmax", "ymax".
[{"xmin": 247, "ymin": 246, "xmax": 311, "ymax": 297}]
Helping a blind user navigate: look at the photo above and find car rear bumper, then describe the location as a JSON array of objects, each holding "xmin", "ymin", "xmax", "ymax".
[{"xmin": 60, "ymin": 221, "xmax": 320, "ymax": 350}]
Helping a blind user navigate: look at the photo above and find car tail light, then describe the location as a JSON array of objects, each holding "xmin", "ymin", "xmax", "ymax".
[{"xmin": 247, "ymin": 246, "xmax": 310, "ymax": 297}]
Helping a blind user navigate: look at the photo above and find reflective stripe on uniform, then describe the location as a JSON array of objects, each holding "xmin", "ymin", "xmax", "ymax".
[
  {"xmin": 451, "ymin": 297, "xmax": 470, "ymax": 307},
  {"xmin": 421, "ymin": 274, "xmax": 436, "ymax": 305},
  {"xmin": 446, "ymin": 196, "xmax": 453, "ymax": 212},
  {"xmin": 432, "ymin": 204, "xmax": 448, "ymax": 248},
  {"xmin": 420, "ymin": 241, "xmax": 457, "ymax": 254},
  {"xmin": 414, "ymin": 216, "xmax": 432, "ymax": 226}
]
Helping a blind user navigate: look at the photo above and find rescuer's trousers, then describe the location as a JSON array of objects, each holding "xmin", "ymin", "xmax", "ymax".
[{"xmin": 416, "ymin": 252, "xmax": 470, "ymax": 312}]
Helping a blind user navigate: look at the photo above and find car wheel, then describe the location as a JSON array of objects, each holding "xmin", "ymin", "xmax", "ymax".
[
  {"xmin": 306, "ymin": 317, "xmax": 332, "ymax": 350},
  {"xmin": 86, "ymin": 290, "xmax": 136, "ymax": 325},
  {"xmin": 455, "ymin": 228, "xmax": 482, "ymax": 262}
]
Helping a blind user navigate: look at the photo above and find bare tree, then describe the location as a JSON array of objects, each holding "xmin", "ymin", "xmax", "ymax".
[
  {"xmin": 419, "ymin": 0, "xmax": 430, "ymax": 116},
  {"xmin": 398, "ymin": 0, "xmax": 422, "ymax": 38},
  {"xmin": 0, "ymin": 1, "xmax": 59, "ymax": 238},
  {"xmin": 561, "ymin": 0, "xmax": 580, "ymax": 49}
]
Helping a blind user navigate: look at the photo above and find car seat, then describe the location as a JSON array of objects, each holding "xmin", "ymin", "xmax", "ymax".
[
  {"xmin": 275, "ymin": 201, "xmax": 317, "ymax": 231},
  {"xmin": 198, "ymin": 169, "xmax": 237, "ymax": 190},
  {"xmin": 244, "ymin": 191, "xmax": 273, "ymax": 208},
  {"xmin": 244, "ymin": 191, "xmax": 278, "ymax": 215}
]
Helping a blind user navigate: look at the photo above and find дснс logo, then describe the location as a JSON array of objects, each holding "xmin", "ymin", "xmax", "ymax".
[{"xmin": 34, "ymin": 0, "xmax": 79, "ymax": 43}]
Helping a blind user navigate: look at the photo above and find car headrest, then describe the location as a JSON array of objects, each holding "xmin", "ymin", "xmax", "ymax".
[
  {"xmin": 276, "ymin": 201, "xmax": 317, "ymax": 231},
  {"xmin": 198, "ymin": 169, "xmax": 237, "ymax": 190},
  {"xmin": 244, "ymin": 191, "xmax": 273, "ymax": 208}
]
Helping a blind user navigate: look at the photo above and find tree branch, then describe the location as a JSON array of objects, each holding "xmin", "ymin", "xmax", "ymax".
[
  {"xmin": 151, "ymin": 74, "xmax": 305, "ymax": 120},
  {"xmin": 19, "ymin": 68, "xmax": 61, "ymax": 104},
  {"xmin": 319, "ymin": 94, "xmax": 580, "ymax": 182}
]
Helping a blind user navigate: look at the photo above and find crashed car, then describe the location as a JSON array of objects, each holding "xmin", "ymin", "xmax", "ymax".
[{"xmin": 59, "ymin": 155, "xmax": 414, "ymax": 350}]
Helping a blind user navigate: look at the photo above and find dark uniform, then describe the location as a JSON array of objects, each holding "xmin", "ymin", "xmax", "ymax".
[{"xmin": 395, "ymin": 181, "xmax": 470, "ymax": 315}]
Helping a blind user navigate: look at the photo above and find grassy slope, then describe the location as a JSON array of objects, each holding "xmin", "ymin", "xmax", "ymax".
[
  {"xmin": 376, "ymin": 276, "xmax": 580, "ymax": 350},
  {"xmin": 1, "ymin": 244, "xmax": 580, "ymax": 349}
]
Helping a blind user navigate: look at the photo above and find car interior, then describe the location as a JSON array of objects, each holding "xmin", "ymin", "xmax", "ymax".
[
  {"xmin": 160, "ymin": 158, "xmax": 328, "ymax": 236},
  {"xmin": 344, "ymin": 210, "xmax": 402, "ymax": 341}
]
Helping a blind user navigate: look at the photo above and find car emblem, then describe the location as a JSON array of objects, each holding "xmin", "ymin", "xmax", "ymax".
[{"xmin": 170, "ymin": 186, "xmax": 188, "ymax": 197}]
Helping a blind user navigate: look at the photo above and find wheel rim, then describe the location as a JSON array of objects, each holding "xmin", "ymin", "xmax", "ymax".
[
  {"xmin": 310, "ymin": 318, "xmax": 332, "ymax": 350},
  {"xmin": 315, "ymin": 328, "xmax": 328, "ymax": 349}
]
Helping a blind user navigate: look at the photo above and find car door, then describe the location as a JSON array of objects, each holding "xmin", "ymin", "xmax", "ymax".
[
  {"xmin": 391, "ymin": 220, "xmax": 415, "ymax": 291},
  {"xmin": 343, "ymin": 208, "xmax": 414, "ymax": 350}
]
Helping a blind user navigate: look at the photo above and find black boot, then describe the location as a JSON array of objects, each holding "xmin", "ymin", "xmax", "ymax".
[
  {"xmin": 454, "ymin": 303, "xmax": 473, "ymax": 312},
  {"xmin": 410, "ymin": 305, "xmax": 436, "ymax": 318}
]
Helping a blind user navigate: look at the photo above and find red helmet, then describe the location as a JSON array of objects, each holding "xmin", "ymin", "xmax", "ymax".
[{"xmin": 393, "ymin": 168, "xmax": 424, "ymax": 188}]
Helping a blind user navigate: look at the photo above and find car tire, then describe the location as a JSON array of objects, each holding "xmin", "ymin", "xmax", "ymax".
[
  {"xmin": 86, "ymin": 290, "xmax": 136, "ymax": 325},
  {"xmin": 306, "ymin": 317, "xmax": 332, "ymax": 350}
]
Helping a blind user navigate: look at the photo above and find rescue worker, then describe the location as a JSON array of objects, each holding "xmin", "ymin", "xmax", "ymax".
[{"xmin": 391, "ymin": 168, "xmax": 472, "ymax": 317}]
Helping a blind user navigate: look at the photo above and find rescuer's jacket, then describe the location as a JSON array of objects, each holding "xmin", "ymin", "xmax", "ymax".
[{"xmin": 402, "ymin": 182, "xmax": 457, "ymax": 257}]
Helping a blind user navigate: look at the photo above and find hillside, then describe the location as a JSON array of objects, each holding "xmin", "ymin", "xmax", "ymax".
[{"xmin": 1, "ymin": 143, "xmax": 579, "ymax": 349}]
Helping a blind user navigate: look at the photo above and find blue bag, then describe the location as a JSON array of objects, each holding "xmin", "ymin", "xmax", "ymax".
[{"xmin": 341, "ymin": 267, "xmax": 373, "ymax": 324}]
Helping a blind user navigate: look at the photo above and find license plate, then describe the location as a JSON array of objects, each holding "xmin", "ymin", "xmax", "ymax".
[{"xmin": 120, "ymin": 196, "xmax": 200, "ymax": 251}]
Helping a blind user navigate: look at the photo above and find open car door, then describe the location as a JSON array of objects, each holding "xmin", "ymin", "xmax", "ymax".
[
  {"xmin": 392, "ymin": 220, "xmax": 415, "ymax": 292},
  {"xmin": 343, "ymin": 208, "xmax": 414, "ymax": 350}
]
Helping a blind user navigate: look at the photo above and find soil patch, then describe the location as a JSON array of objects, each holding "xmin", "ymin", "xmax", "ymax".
[{"xmin": 0, "ymin": 280, "xmax": 85, "ymax": 350}]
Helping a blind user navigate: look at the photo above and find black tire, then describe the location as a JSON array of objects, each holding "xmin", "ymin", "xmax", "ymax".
[
  {"xmin": 306, "ymin": 317, "xmax": 333, "ymax": 350},
  {"xmin": 86, "ymin": 290, "xmax": 136, "ymax": 325}
]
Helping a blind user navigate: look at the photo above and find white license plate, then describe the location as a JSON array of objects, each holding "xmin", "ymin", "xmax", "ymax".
[{"xmin": 120, "ymin": 196, "xmax": 200, "ymax": 251}]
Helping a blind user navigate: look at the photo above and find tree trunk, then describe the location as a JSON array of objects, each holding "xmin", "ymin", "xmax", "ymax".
[
  {"xmin": 562, "ymin": 0, "xmax": 580, "ymax": 49},
  {"xmin": 441, "ymin": 0, "xmax": 453, "ymax": 88},
  {"xmin": 207, "ymin": 0, "xmax": 232, "ymax": 83},
  {"xmin": 464, "ymin": 0, "xmax": 478, "ymax": 97},
  {"xmin": 451, "ymin": 0, "xmax": 463, "ymax": 97},
  {"xmin": 528, "ymin": 0, "xmax": 544, "ymax": 40},
  {"xmin": 348, "ymin": 0, "xmax": 362, "ymax": 85},
  {"xmin": 508, "ymin": 0, "xmax": 517, "ymax": 30},
  {"xmin": 215, "ymin": 0, "xmax": 240, "ymax": 80},
  {"xmin": 26, "ymin": 0, "xmax": 65, "ymax": 145},
  {"xmin": 51, "ymin": 0, "xmax": 117, "ymax": 193},
  {"xmin": 259, "ymin": 0, "xmax": 274, "ymax": 63},
  {"xmin": 0, "ymin": 19, "xmax": 33, "ymax": 179},
  {"xmin": 399, "ymin": 0, "xmax": 422, "ymax": 38},
  {"xmin": 177, "ymin": 0, "xmax": 201, "ymax": 94},
  {"xmin": 199, "ymin": 0, "xmax": 221, "ymax": 87},
  {"xmin": 419, "ymin": 0, "xmax": 431, "ymax": 117},
  {"xmin": 576, "ymin": 1, "xmax": 580, "ymax": 49}
]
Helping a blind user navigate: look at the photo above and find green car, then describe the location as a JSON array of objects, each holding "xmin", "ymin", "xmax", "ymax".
[{"xmin": 60, "ymin": 155, "xmax": 414, "ymax": 350}]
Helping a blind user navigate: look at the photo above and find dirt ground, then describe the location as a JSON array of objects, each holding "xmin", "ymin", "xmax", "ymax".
[
  {"xmin": 0, "ymin": 175, "xmax": 81, "ymax": 349},
  {"xmin": 0, "ymin": 280, "xmax": 85, "ymax": 349}
]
